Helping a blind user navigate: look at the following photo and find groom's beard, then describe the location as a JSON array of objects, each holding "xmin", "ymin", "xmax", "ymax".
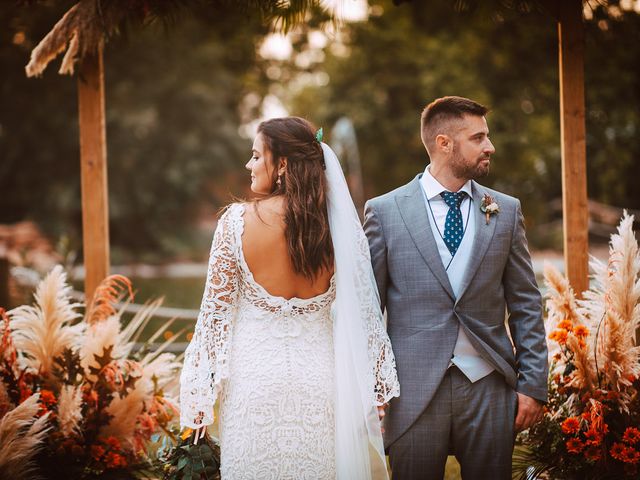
[{"xmin": 450, "ymin": 145, "xmax": 490, "ymax": 181}]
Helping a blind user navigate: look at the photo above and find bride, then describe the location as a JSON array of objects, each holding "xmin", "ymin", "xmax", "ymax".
[{"xmin": 179, "ymin": 117, "xmax": 399, "ymax": 479}]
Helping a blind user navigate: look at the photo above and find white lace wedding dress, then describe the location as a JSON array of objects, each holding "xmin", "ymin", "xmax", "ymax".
[{"xmin": 180, "ymin": 203, "xmax": 398, "ymax": 479}]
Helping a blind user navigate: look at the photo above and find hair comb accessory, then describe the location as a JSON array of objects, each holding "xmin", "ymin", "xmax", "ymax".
[{"xmin": 315, "ymin": 127, "xmax": 323, "ymax": 143}]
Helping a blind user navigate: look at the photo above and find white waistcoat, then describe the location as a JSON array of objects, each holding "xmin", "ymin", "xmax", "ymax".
[{"xmin": 424, "ymin": 193, "xmax": 494, "ymax": 383}]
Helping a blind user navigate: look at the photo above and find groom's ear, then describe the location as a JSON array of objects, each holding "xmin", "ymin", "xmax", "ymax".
[
  {"xmin": 435, "ymin": 134, "xmax": 452, "ymax": 154},
  {"xmin": 278, "ymin": 157, "xmax": 288, "ymax": 175}
]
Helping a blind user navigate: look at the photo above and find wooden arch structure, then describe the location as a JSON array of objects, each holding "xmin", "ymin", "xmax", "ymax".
[{"xmin": 26, "ymin": 0, "xmax": 590, "ymax": 299}]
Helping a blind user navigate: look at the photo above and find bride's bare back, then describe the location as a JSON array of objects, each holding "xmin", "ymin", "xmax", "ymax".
[{"xmin": 241, "ymin": 196, "xmax": 334, "ymax": 300}]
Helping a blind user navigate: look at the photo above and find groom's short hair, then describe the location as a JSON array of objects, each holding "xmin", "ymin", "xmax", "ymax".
[{"xmin": 420, "ymin": 96, "xmax": 489, "ymax": 153}]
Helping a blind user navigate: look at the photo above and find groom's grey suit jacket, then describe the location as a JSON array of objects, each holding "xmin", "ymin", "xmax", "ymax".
[{"xmin": 364, "ymin": 175, "xmax": 548, "ymax": 449}]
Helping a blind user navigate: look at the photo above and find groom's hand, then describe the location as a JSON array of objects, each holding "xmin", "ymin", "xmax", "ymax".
[{"xmin": 514, "ymin": 392, "xmax": 543, "ymax": 432}]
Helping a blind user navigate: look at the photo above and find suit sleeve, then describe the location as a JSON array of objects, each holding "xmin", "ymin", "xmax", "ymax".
[
  {"xmin": 363, "ymin": 201, "xmax": 388, "ymax": 313},
  {"xmin": 503, "ymin": 200, "xmax": 549, "ymax": 403}
]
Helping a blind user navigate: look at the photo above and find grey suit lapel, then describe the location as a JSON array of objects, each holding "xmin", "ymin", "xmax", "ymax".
[
  {"xmin": 395, "ymin": 176, "xmax": 455, "ymax": 301},
  {"xmin": 455, "ymin": 181, "xmax": 498, "ymax": 303}
]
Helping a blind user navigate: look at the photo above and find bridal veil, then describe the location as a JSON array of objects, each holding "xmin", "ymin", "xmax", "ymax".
[{"xmin": 322, "ymin": 142, "xmax": 399, "ymax": 480}]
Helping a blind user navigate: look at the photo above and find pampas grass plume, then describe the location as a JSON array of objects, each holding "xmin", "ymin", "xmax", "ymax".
[
  {"xmin": 57, "ymin": 385, "xmax": 83, "ymax": 437},
  {"xmin": 100, "ymin": 384, "xmax": 146, "ymax": 446},
  {"xmin": 79, "ymin": 316, "xmax": 123, "ymax": 379},
  {"xmin": 9, "ymin": 266, "xmax": 81, "ymax": 377},
  {"xmin": 544, "ymin": 262, "xmax": 597, "ymax": 393},
  {"xmin": 0, "ymin": 394, "xmax": 50, "ymax": 480}
]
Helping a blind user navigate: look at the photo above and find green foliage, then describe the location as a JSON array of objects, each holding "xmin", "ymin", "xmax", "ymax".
[
  {"xmin": 287, "ymin": 0, "xmax": 561, "ymax": 224},
  {"xmin": 284, "ymin": 0, "xmax": 640, "ymax": 241},
  {"xmin": 162, "ymin": 432, "xmax": 221, "ymax": 480},
  {"xmin": 103, "ymin": 9, "xmax": 266, "ymax": 258},
  {"xmin": 584, "ymin": 5, "xmax": 640, "ymax": 210},
  {"xmin": 0, "ymin": 3, "xmax": 268, "ymax": 260},
  {"xmin": 0, "ymin": 1, "xmax": 80, "ymax": 230},
  {"xmin": 3, "ymin": 0, "xmax": 640, "ymax": 257}
]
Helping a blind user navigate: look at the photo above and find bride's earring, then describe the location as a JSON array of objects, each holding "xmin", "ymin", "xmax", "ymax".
[{"xmin": 276, "ymin": 174, "xmax": 282, "ymax": 187}]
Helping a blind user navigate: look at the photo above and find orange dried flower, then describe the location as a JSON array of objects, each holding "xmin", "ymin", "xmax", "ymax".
[
  {"xmin": 584, "ymin": 445, "xmax": 602, "ymax": 462},
  {"xmin": 105, "ymin": 451, "xmax": 127, "ymax": 469},
  {"xmin": 91, "ymin": 444, "xmax": 106, "ymax": 460},
  {"xmin": 566, "ymin": 438, "xmax": 585, "ymax": 454},
  {"xmin": 562, "ymin": 417, "xmax": 581, "ymax": 435},
  {"xmin": 39, "ymin": 389, "xmax": 56, "ymax": 406},
  {"xmin": 584, "ymin": 429, "xmax": 603, "ymax": 446},
  {"xmin": 620, "ymin": 447, "xmax": 640, "ymax": 464},
  {"xmin": 19, "ymin": 385, "xmax": 33, "ymax": 403},
  {"xmin": 116, "ymin": 453, "xmax": 127, "ymax": 468},
  {"xmin": 83, "ymin": 387, "xmax": 99, "ymax": 406},
  {"xmin": 611, "ymin": 442, "xmax": 627, "ymax": 461},
  {"xmin": 549, "ymin": 328, "xmax": 569, "ymax": 345},
  {"xmin": 573, "ymin": 325, "xmax": 589, "ymax": 338},
  {"xmin": 606, "ymin": 391, "xmax": 619, "ymax": 400},
  {"xmin": 624, "ymin": 427, "xmax": 640, "ymax": 445},
  {"xmin": 557, "ymin": 319, "xmax": 573, "ymax": 331},
  {"xmin": 105, "ymin": 436, "xmax": 121, "ymax": 451}
]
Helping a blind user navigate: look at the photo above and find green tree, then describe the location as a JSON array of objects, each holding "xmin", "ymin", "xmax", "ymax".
[
  {"xmin": 289, "ymin": 0, "xmax": 560, "ymax": 222},
  {"xmin": 1, "ymin": 3, "xmax": 268, "ymax": 261},
  {"xmin": 103, "ymin": 8, "xmax": 269, "ymax": 259},
  {"xmin": 584, "ymin": 5, "xmax": 640, "ymax": 210},
  {"xmin": 284, "ymin": 0, "xmax": 640, "ymax": 246},
  {"xmin": 1, "ymin": 1, "xmax": 80, "ymax": 232}
]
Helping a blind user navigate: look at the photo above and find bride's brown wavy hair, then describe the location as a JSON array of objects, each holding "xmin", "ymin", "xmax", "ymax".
[{"xmin": 257, "ymin": 117, "xmax": 334, "ymax": 280}]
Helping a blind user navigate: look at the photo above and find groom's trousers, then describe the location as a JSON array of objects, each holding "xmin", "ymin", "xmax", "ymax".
[{"xmin": 388, "ymin": 366, "xmax": 517, "ymax": 480}]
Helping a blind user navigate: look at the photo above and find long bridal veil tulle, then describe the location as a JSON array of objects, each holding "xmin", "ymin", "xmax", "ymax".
[{"xmin": 322, "ymin": 142, "xmax": 395, "ymax": 480}]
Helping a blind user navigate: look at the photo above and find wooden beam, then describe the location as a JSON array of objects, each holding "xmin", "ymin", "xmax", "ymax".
[
  {"xmin": 558, "ymin": 0, "xmax": 589, "ymax": 297},
  {"xmin": 0, "ymin": 249, "xmax": 9, "ymax": 308},
  {"xmin": 78, "ymin": 44, "xmax": 109, "ymax": 301}
]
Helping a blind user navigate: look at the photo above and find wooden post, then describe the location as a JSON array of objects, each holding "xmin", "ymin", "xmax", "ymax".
[
  {"xmin": 78, "ymin": 44, "xmax": 109, "ymax": 301},
  {"xmin": 0, "ymin": 249, "xmax": 9, "ymax": 308},
  {"xmin": 558, "ymin": 0, "xmax": 589, "ymax": 297}
]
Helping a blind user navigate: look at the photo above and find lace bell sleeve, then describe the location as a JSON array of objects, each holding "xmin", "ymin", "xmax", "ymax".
[
  {"xmin": 355, "ymin": 226, "xmax": 400, "ymax": 406},
  {"xmin": 368, "ymin": 314, "xmax": 400, "ymax": 406},
  {"xmin": 180, "ymin": 204, "xmax": 241, "ymax": 429}
]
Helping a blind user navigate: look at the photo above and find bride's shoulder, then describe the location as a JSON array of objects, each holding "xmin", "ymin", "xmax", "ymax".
[
  {"xmin": 214, "ymin": 203, "xmax": 247, "ymax": 232},
  {"xmin": 219, "ymin": 202, "xmax": 246, "ymax": 217}
]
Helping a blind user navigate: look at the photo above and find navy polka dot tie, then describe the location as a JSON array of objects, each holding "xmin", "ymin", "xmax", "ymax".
[{"xmin": 441, "ymin": 191, "xmax": 466, "ymax": 256}]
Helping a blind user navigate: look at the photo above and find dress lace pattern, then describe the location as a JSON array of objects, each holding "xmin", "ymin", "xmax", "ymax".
[{"xmin": 180, "ymin": 203, "xmax": 399, "ymax": 479}]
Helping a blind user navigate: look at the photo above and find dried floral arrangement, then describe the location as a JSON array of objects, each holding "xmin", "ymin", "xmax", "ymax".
[
  {"xmin": 515, "ymin": 212, "xmax": 640, "ymax": 479},
  {"xmin": 0, "ymin": 266, "xmax": 182, "ymax": 479}
]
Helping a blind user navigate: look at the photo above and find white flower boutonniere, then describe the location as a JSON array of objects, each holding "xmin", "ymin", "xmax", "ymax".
[{"xmin": 480, "ymin": 193, "xmax": 499, "ymax": 225}]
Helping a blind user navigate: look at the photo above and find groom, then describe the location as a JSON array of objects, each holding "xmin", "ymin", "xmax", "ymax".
[{"xmin": 364, "ymin": 96, "xmax": 548, "ymax": 479}]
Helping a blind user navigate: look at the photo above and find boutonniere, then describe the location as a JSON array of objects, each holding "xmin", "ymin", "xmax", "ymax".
[{"xmin": 480, "ymin": 193, "xmax": 500, "ymax": 225}]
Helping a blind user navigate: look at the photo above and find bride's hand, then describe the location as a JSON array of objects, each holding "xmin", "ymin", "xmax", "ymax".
[
  {"xmin": 377, "ymin": 404, "xmax": 388, "ymax": 434},
  {"xmin": 193, "ymin": 426, "xmax": 207, "ymax": 445},
  {"xmin": 377, "ymin": 403, "xmax": 388, "ymax": 422}
]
